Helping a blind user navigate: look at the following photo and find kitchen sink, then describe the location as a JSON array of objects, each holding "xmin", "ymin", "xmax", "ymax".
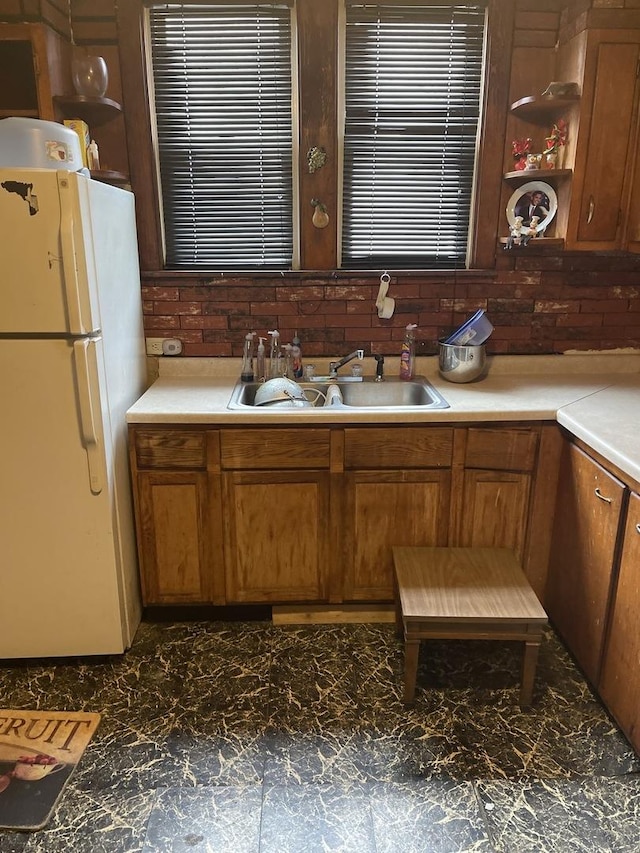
[{"xmin": 227, "ymin": 376, "xmax": 449, "ymax": 410}]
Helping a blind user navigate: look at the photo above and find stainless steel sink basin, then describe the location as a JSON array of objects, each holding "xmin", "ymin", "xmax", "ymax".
[{"xmin": 227, "ymin": 376, "xmax": 449, "ymax": 410}]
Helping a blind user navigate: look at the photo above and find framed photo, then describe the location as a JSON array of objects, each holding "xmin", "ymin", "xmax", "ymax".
[{"xmin": 506, "ymin": 181, "xmax": 557, "ymax": 234}]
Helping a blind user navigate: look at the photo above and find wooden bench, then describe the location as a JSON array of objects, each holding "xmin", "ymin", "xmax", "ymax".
[{"xmin": 393, "ymin": 547, "xmax": 548, "ymax": 708}]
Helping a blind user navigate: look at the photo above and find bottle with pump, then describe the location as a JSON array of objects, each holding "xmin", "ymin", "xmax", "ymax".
[
  {"xmin": 268, "ymin": 330, "xmax": 280, "ymax": 379},
  {"xmin": 256, "ymin": 337, "xmax": 266, "ymax": 382},
  {"xmin": 291, "ymin": 332, "xmax": 303, "ymax": 379},
  {"xmin": 241, "ymin": 331, "xmax": 256, "ymax": 382},
  {"xmin": 399, "ymin": 324, "xmax": 417, "ymax": 380}
]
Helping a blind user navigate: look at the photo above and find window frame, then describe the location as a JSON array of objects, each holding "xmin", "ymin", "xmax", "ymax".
[
  {"xmin": 337, "ymin": 0, "xmax": 487, "ymax": 271},
  {"xmin": 117, "ymin": 0, "xmax": 513, "ymax": 273}
]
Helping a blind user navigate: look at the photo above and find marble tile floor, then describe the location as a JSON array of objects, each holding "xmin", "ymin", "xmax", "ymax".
[{"xmin": 0, "ymin": 620, "xmax": 639, "ymax": 853}]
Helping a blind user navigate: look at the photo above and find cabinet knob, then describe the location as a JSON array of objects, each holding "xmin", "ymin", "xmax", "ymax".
[
  {"xmin": 587, "ymin": 195, "xmax": 595, "ymax": 225},
  {"xmin": 636, "ymin": 524, "xmax": 640, "ymax": 535},
  {"xmin": 594, "ymin": 487, "xmax": 612, "ymax": 503}
]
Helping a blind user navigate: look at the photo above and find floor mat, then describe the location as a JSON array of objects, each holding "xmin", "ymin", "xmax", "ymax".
[{"xmin": 0, "ymin": 709, "xmax": 100, "ymax": 830}]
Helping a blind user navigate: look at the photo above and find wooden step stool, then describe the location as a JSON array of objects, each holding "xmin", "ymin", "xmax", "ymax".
[{"xmin": 393, "ymin": 546, "xmax": 548, "ymax": 708}]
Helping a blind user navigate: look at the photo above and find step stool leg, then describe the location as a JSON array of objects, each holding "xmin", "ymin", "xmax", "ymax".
[
  {"xmin": 520, "ymin": 638, "xmax": 542, "ymax": 708},
  {"xmin": 403, "ymin": 638, "xmax": 420, "ymax": 705}
]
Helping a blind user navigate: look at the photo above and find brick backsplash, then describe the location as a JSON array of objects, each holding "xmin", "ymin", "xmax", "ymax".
[{"xmin": 141, "ymin": 253, "xmax": 640, "ymax": 358}]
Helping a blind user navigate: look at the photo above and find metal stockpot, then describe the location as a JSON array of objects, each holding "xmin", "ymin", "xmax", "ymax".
[{"xmin": 438, "ymin": 341, "xmax": 486, "ymax": 383}]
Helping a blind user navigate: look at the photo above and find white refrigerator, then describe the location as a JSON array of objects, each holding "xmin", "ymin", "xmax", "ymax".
[{"xmin": 0, "ymin": 168, "xmax": 147, "ymax": 658}]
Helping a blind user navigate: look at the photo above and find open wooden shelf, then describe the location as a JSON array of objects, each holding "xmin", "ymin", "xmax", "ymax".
[
  {"xmin": 503, "ymin": 168, "xmax": 572, "ymax": 182},
  {"xmin": 90, "ymin": 169, "xmax": 129, "ymax": 186},
  {"xmin": 53, "ymin": 95, "xmax": 122, "ymax": 126},
  {"xmin": 510, "ymin": 95, "xmax": 579, "ymax": 124},
  {"xmin": 499, "ymin": 236, "xmax": 564, "ymax": 249}
]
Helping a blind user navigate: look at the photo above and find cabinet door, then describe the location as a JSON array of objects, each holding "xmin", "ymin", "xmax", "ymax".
[
  {"xmin": 343, "ymin": 470, "xmax": 450, "ymax": 600},
  {"xmin": 135, "ymin": 471, "xmax": 222, "ymax": 605},
  {"xmin": 0, "ymin": 23, "xmax": 71, "ymax": 120},
  {"xmin": 223, "ymin": 470, "xmax": 331, "ymax": 603},
  {"xmin": 599, "ymin": 491, "xmax": 640, "ymax": 753},
  {"xmin": 569, "ymin": 33, "xmax": 640, "ymax": 249},
  {"xmin": 458, "ymin": 470, "xmax": 531, "ymax": 561},
  {"xmin": 545, "ymin": 443, "xmax": 626, "ymax": 685}
]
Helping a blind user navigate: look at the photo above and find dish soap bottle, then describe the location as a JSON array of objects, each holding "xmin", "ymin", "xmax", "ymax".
[
  {"xmin": 291, "ymin": 332, "xmax": 303, "ymax": 379},
  {"xmin": 399, "ymin": 324, "xmax": 417, "ymax": 380},
  {"xmin": 256, "ymin": 336, "xmax": 266, "ymax": 382},
  {"xmin": 241, "ymin": 331, "xmax": 256, "ymax": 382}
]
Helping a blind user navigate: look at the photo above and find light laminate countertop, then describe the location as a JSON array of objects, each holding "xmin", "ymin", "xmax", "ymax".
[{"xmin": 126, "ymin": 353, "xmax": 640, "ymax": 483}]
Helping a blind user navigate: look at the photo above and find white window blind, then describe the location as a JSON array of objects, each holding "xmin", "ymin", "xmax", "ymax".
[
  {"xmin": 341, "ymin": 2, "xmax": 486, "ymax": 269},
  {"xmin": 148, "ymin": 3, "xmax": 294, "ymax": 270}
]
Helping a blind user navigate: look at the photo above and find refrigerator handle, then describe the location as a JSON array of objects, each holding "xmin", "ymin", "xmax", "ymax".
[
  {"xmin": 73, "ymin": 339, "xmax": 104, "ymax": 495},
  {"xmin": 59, "ymin": 177, "xmax": 84, "ymax": 332}
]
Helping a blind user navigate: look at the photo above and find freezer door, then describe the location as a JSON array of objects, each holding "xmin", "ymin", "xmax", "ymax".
[
  {"xmin": 0, "ymin": 337, "xmax": 140, "ymax": 658},
  {"xmin": 0, "ymin": 168, "xmax": 98, "ymax": 334}
]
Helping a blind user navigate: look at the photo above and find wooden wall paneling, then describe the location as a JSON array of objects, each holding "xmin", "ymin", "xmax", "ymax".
[
  {"xmin": 470, "ymin": 0, "xmax": 516, "ymax": 269},
  {"xmin": 116, "ymin": 0, "xmax": 164, "ymax": 270},
  {"xmin": 297, "ymin": 0, "xmax": 338, "ymax": 270}
]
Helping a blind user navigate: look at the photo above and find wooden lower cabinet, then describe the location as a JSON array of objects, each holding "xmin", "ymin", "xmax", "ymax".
[
  {"xmin": 222, "ymin": 470, "xmax": 331, "ymax": 603},
  {"xmin": 129, "ymin": 427, "xmax": 225, "ymax": 605},
  {"xmin": 135, "ymin": 471, "xmax": 221, "ymax": 604},
  {"xmin": 599, "ymin": 491, "xmax": 640, "ymax": 753},
  {"xmin": 341, "ymin": 427, "xmax": 453, "ymax": 601},
  {"xmin": 343, "ymin": 469, "xmax": 451, "ymax": 600},
  {"xmin": 546, "ymin": 442, "xmax": 626, "ymax": 686},
  {"xmin": 459, "ymin": 470, "xmax": 531, "ymax": 561},
  {"xmin": 129, "ymin": 422, "xmax": 555, "ymax": 608}
]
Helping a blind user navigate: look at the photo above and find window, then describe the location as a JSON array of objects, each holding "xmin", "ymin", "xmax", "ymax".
[
  {"xmin": 341, "ymin": 2, "xmax": 486, "ymax": 269},
  {"xmin": 148, "ymin": 3, "xmax": 295, "ymax": 269}
]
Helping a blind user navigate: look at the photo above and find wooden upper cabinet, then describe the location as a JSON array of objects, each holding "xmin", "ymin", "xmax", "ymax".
[
  {"xmin": 0, "ymin": 23, "xmax": 71, "ymax": 120},
  {"xmin": 565, "ymin": 30, "xmax": 640, "ymax": 251},
  {"xmin": 545, "ymin": 442, "xmax": 627, "ymax": 686}
]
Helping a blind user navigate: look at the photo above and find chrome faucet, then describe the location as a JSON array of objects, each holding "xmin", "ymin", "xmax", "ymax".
[{"xmin": 329, "ymin": 349, "xmax": 364, "ymax": 378}]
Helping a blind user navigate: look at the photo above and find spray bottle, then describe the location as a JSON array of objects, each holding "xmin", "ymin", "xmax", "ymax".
[
  {"xmin": 241, "ymin": 331, "xmax": 256, "ymax": 382},
  {"xmin": 256, "ymin": 337, "xmax": 266, "ymax": 382},
  {"xmin": 268, "ymin": 329, "xmax": 280, "ymax": 379},
  {"xmin": 399, "ymin": 324, "xmax": 417, "ymax": 380}
]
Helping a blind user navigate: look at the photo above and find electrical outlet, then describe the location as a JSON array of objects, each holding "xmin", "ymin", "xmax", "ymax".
[{"xmin": 145, "ymin": 338, "xmax": 165, "ymax": 356}]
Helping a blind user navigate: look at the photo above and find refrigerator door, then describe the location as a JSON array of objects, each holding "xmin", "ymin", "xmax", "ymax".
[
  {"xmin": 0, "ymin": 168, "xmax": 100, "ymax": 334},
  {"xmin": 0, "ymin": 337, "xmax": 139, "ymax": 658}
]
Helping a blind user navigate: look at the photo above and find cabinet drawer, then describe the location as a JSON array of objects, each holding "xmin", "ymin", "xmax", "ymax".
[
  {"xmin": 344, "ymin": 428, "xmax": 453, "ymax": 469},
  {"xmin": 133, "ymin": 429, "xmax": 207, "ymax": 469},
  {"xmin": 465, "ymin": 427, "xmax": 538, "ymax": 472},
  {"xmin": 221, "ymin": 429, "xmax": 331, "ymax": 469}
]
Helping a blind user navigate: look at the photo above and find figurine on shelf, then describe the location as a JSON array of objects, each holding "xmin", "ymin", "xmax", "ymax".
[
  {"xmin": 504, "ymin": 216, "xmax": 525, "ymax": 250},
  {"xmin": 521, "ymin": 216, "xmax": 540, "ymax": 246},
  {"xmin": 524, "ymin": 153, "xmax": 542, "ymax": 171},
  {"xmin": 544, "ymin": 119, "xmax": 568, "ymax": 169},
  {"xmin": 511, "ymin": 137, "xmax": 532, "ymax": 171}
]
